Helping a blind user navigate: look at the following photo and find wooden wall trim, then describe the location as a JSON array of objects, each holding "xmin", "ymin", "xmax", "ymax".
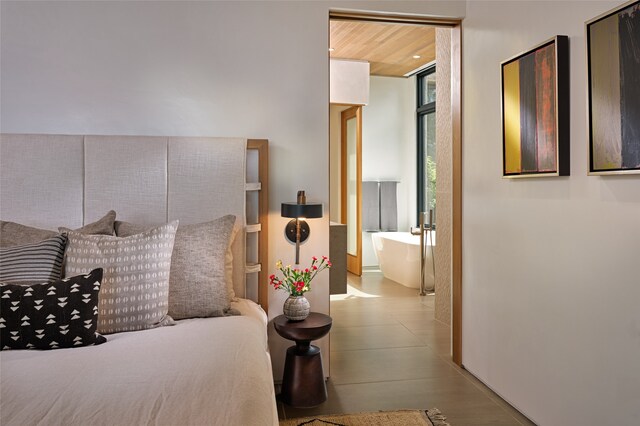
[
  {"xmin": 329, "ymin": 10, "xmax": 462, "ymax": 27},
  {"xmin": 451, "ymin": 25, "xmax": 463, "ymax": 367},
  {"xmin": 340, "ymin": 107, "xmax": 357, "ymax": 224},
  {"xmin": 248, "ymin": 139, "xmax": 269, "ymax": 313}
]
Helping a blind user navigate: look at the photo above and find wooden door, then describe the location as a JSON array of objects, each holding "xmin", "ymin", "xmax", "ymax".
[{"xmin": 340, "ymin": 106, "xmax": 362, "ymax": 276}]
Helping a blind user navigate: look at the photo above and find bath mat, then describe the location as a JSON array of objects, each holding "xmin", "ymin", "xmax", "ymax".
[{"xmin": 279, "ymin": 408, "xmax": 449, "ymax": 426}]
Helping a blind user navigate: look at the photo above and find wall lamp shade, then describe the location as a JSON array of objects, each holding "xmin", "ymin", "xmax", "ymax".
[
  {"xmin": 281, "ymin": 191, "xmax": 323, "ymax": 264},
  {"xmin": 281, "ymin": 203, "xmax": 323, "ymax": 219}
]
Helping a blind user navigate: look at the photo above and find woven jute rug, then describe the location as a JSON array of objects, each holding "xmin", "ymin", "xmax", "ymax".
[{"xmin": 279, "ymin": 408, "xmax": 449, "ymax": 426}]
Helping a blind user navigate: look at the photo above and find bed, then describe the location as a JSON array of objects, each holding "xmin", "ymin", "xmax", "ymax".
[{"xmin": 0, "ymin": 134, "xmax": 278, "ymax": 426}]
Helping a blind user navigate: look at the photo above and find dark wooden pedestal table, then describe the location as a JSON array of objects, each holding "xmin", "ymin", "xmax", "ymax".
[{"xmin": 274, "ymin": 312, "xmax": 332, "ymax": 408}]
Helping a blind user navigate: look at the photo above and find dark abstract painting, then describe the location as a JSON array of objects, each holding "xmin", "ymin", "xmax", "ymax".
[
  {"xmin": 501, "ymin": 36, "xmax": 569, "ymax": 178},
  {"xmin": 588, "ymin": 0, "xmax": 640, "ymax": 174}
]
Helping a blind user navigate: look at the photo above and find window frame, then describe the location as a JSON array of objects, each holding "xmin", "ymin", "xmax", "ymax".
[{"xmin": 416, "ymin": 65, "xmax": 436, "ymax": 226}]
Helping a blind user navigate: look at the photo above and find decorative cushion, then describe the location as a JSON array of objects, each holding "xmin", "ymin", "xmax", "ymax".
[
  {"xmin": 115, "ymin": 215, "xmax": 237, "ymax": 319},
  {"xmin": 115, "ymin": 219, "xmax": 238, "ymax": 304},
  {"xmin": 0, "ymin": 268, "xmax": 106, "ymax": 350},
  {"xmin": 57, "ymin": 210, "xmax": 117, "ymax": 235},
  {"xmin": 0, "ymin": 222, "xmax": 56, "ymax": 248},
  {"xmin": 64, "ymin": 222, "xmax": 178, "ymax": 334},
  {"xmin": 225, "ymin": 223, "xmax": 239, "ymax": 301},
  {"xmin": 0, "ymin": 235, "xmax": 67, "ymax": 285},
  {"xmin": 0, "ymin": 210, "xmax": 117, "ymax": 248}
]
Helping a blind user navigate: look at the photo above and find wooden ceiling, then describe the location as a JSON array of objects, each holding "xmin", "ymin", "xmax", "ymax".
[{"xmin": 330, "ymin": 20, "xmax": 436, "ymax": 78}]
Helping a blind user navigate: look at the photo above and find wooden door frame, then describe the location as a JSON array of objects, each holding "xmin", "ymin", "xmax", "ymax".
[
  {"xmin": 329, "ymin": 11, "xmax": 463, "ymax": 367},
  {"xmin": 340, "ymin": 105, "xmax": 362, "ymax": 276},
  {"xmin": 450, "ymin": 24, "xmax": 462, "ymax": 367}
]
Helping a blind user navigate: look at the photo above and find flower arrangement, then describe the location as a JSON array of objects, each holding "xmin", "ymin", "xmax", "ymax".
[{"xmin": 269, "ymin": 256, "xmax": 331, "ymax": 296}]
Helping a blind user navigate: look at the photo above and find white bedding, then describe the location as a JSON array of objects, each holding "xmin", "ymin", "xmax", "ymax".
[{"xmin": 0, "ymin": 299, "xmax": 278, "ymax": 426}]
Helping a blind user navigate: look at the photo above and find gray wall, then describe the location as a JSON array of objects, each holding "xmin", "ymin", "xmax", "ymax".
[{"xmin": 462, "ymin": 1, "xmax": 640, "ymax": 424}]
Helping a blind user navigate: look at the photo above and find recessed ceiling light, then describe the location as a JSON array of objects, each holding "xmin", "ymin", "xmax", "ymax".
[
  {"xmin": 413, "ymin": 55, "xmax": 421, "ymax": 59},
  {"xmin": 329, "ymin": 48, "xmax": 335, "ymax": 52}
]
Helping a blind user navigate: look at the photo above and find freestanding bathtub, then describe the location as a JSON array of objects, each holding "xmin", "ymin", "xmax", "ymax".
[{"xmin": 371, "ymin": 231, "xmax": 435, "ymax": 290}]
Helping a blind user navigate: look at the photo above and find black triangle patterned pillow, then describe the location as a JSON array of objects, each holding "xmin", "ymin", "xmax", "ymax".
[{"xmin": 0, "ymin": 268, "xmax": 106, "ymax": 350}]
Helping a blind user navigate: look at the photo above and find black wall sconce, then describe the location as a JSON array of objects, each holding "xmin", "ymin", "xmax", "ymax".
[{"xmin": 281, "ymin": 190, "xmax": 323, "ymax": 264}]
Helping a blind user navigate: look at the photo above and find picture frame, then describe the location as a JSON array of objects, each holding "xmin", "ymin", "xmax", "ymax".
[
  {"xmin": 586, "ymin": 0, "xmax": 640, "ymax": 175},
  {"xmin": 500, "ymin": 35, "xmax": 569, "ymax": 178}
]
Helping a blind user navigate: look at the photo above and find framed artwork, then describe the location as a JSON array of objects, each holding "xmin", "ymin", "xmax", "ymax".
[
  {"xmin": 587, "ymin": 0, "xmax": 640, "ymax": 175},
  {"xmin": 501, "ymin": 36, "xmax": 569, "ymax": 178}
]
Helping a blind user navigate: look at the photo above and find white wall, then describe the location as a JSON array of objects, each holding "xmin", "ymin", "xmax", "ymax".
[
  {"xmin": 462, "ymin": 2, "xmax": 640, "ymax": 424},
  {"xmin": 362, "ymin": 75, "xmax": 416, "ymax": 266},
  {"xmin": 330, "ymin": 59, "xmax": 370, "ymax": 105},
  {"xmin": 0, "ymin": 0, "xmax": 466, "ymax": 382}
]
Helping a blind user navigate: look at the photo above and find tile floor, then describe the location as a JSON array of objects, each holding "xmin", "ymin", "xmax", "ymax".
[{"xmin": 277, "ymin": 271, "xmax": 535, "ymax": 426}]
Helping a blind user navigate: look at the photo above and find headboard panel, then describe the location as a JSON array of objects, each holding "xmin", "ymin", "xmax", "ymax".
[
  {"xmin": 0, "ymin": 134, "xmax": 85, "ymax": 229},
  {"xmin": 167, "ymin": 137, "xmax": 246, "ymax": 224},
  {"xmin": 84, "ymin": 135, "xmax": 169, "ymax": 224},
  {"xmin": 167, "ymin": 137, "xmax": 247, "ymax": 295},
  {"xmin": 0, "ymin": 134, "xmax": 268, "ymax": 310}
]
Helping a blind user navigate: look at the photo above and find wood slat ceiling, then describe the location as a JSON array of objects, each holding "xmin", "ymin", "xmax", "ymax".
[{"xmin": 330, "ymin": 20, "xmax": 436, "ymax": 78}]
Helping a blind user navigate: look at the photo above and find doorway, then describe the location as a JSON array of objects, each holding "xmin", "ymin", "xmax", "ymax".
[{"xmin": 328, "ymin": 11, "xmax": 462, "ymax": 366}]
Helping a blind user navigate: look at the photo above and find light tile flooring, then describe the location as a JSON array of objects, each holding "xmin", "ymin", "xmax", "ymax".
[{"xmin": 278, "ymin": 271, "xmax": 535, "ymax": 426}]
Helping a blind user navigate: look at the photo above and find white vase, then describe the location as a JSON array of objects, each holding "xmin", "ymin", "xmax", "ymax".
[{"xmin": 283, "ymin": 295, "xmax": 310, "ymax": 321}]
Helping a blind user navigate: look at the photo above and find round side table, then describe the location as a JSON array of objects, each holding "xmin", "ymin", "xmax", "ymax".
[{"xmin": 273, "ymin": 312, "xmax": 332, "ymax": 408}]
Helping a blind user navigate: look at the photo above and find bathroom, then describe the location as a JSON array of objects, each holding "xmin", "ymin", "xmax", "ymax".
[
  {"xmin": 328, "ymin": 22, "xmax": 452, "ymax": 325},
  {"xmin": 330, "ymin": 71, "xmax": 435, "ymax": 288}
]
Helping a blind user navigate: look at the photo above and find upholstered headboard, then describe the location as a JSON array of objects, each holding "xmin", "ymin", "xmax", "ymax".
[{"xmin": 0, "ymin": 134, "xmax": 268, "ymax": 308}]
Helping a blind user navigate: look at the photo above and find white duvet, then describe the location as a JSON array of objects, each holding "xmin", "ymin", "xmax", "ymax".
[{"xmin": 1, "ymin": 299, "xmax": 278, "ymax": 426}]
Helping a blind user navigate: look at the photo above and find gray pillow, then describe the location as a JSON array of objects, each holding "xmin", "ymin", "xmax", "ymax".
[
  {"xmin": 115, "ymin": 215, "xmax": 237, "ymax": 319},
  {"xmin": 0, "ymin": 234, "xmax": 67, "ymax": 284},
  {"xmin": 64, "ymin": 221, "xmax": 178, "ymax": 334},
  {"xmin": 58, "ymin": 210, "xmax": 117, "ymax": 235},
  {"xmin": 0, "ymin": 210, "xmax": 117, "ymax": 248}
]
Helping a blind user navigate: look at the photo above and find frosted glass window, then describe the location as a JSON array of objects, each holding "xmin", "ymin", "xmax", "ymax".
[{"xmin": 346, "ymin": 117, "xmax": 357, "ymax": 256}]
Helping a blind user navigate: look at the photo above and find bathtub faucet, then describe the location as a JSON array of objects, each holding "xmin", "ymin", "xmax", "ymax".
[{"xmin": 412, "ymin": 211, "xmax": 435, "ymax": 296}]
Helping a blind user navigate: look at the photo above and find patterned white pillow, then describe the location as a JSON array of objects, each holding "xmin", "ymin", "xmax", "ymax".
[
  {"xmin": 115, "ymin": 216, "xmax": 237, "ymax": 319},
  {"xmin": 64, "ymin": 221, "xmax": 178, "ymax": 334}
]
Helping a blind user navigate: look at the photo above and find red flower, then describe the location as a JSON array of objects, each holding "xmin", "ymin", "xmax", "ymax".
[{"xmin": 268, "ymin": 256, "xmax": 330, "ymax": 296}]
